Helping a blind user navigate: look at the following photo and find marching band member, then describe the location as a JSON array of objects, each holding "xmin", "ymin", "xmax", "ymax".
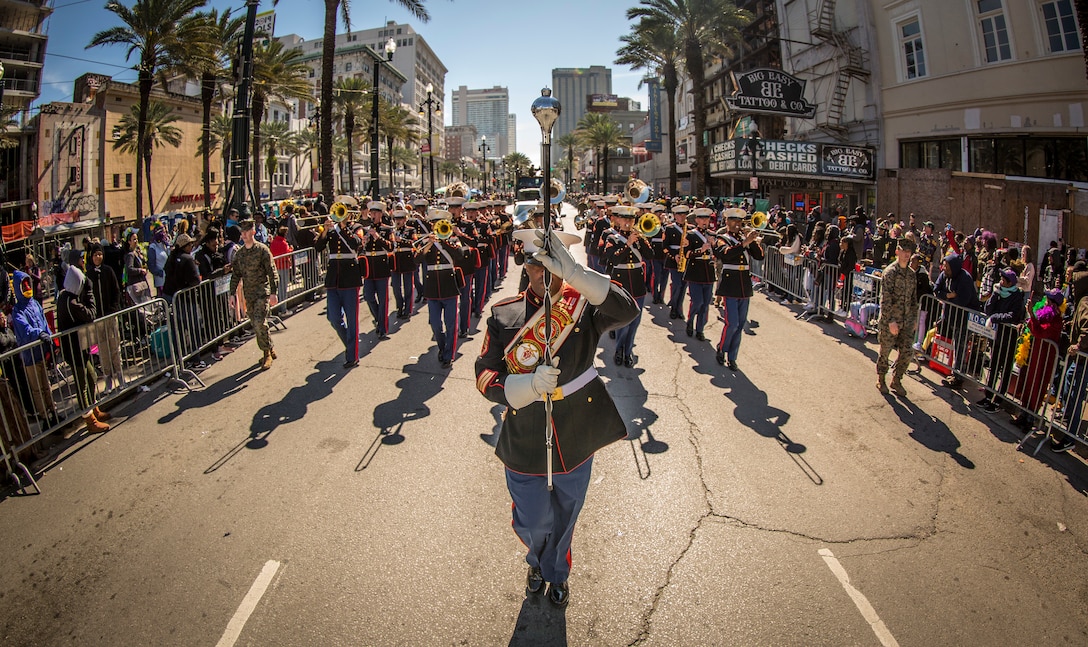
[
  {"xmin": 647, "ymin": 203, "xmax": 668, "ymax": 304},
  {"xmin": 417, "ymin": 209, "xmax": 470, "ymax": 368},
  {"xmin": 475, "ymin": 228, "xmax": 638, "ymax": 607},
  {"xmin": 362, "ymin": 202, "xmax": 394, "ymax": 340},
  {"xmin": 492, "ymin": 200, "xmax": 513, "ymax": 281},
  {"xmin": 713, "ymin": 208, "xmax": 765, "ymax": 371},
  {"xmin": 391, "ymin": 208, "xmax": 418, "ymax": 319},
  {"xmin": 586, "ymin": 196, "xmax": 615, "ymax": 272},
  {"xmin": 600, "ymin": 205, "xmax": 653, "ymax": 367},
  {"xmin": 663, "ymin": 204, "xmax": 690, "ymax": 319},
  {"xmin": 315, "ymin": 206, "xmax": 364, "ymax": 368},
  {"xmin": 447, "ymin": 196, "xmax": 474, "ymax": 338},
  {"xmin": 683, "ymin": 207, "xmax": 717, "ymax": 341},
  {"xmin": 411, "ymin": 198, "xmax": 431, "ymax": 302},
  {"xmin": 463, "ymin": 202, "xmax": 494, "ymax": 317}
]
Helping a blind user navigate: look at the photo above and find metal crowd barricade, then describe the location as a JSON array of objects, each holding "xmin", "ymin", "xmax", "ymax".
[
  {"xmin": 762, "ymin": 246, "xmax": 812, "ymax": 302},
  {"xmin": 271, "ymin": 247, "xmax": 324, "ymax": 310},
  {"xmin": 1028, "ymin": 348, "xmax": 1088, "ymax": 455},
  {"xmin": 170, "ymin": 276, "xmax": 248, "ymax": 387},
  {"xmin": 1, "ymin": 297, "xmax": 178, "ymax": 494},
  {"xmin": 848, "ymin": 270, "xmax": 883, "ymax": 332}
]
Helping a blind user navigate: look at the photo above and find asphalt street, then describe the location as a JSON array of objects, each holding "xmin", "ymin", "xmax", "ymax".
[{"xmin": 2, "ymin": 211, "xmax": 1087, "ymax": 646}]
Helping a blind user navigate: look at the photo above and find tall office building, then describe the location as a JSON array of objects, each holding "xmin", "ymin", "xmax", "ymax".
[
  {"xmin": 450, "ymin": 85, "xmax": 512, "ymax": 158},
  {"xmin": 550, "ymin": 66, "xmax": 612, "ymax": 161}
]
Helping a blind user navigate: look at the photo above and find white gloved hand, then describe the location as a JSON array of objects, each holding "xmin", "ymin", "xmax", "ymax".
[
  {"xmin": 504, "ymin": 358, "xmax": 561, "ymax": 409},
  {"xmin": 532, "ymin": 230, "xmax": 611, "ymax": 305}
]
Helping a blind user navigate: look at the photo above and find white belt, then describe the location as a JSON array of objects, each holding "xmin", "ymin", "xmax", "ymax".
[
  {"xmin": 364, "ymin": 251, "xmax": 388, "ymax": 257},
  {"xmin": 616, "ymin": 262, "xmax": 644, "ymax": 269},
  {"xmin": 395, "ymin": 247, "xmax": 413, "ymax": 252},
  {"xmin": 722, "ymin": 264, "xmax": 748, "ymax": 270},
  {"xmin": 429, "ymin": 263, "xmax": 455, "ymax": 271},
  {"xmin": 667, "ymin": 245, "xmax": 681, "ymax": 249},
  {"xmin": 550, "ymin": 367, "xmax": 598, "ymax": 401},
  {"xmin": 328, "ymin": 253, "xmax": 357, "ymax": 260}
]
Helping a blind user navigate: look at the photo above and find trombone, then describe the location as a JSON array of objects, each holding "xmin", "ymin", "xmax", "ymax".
[{"xmin": 743, "ymin": 210, "xmax": 781, "ymax": 239}]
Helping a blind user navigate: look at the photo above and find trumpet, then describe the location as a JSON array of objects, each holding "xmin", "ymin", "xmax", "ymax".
[
  {"xmin": 636, "ymin": 212, "xmax": 661, "ymax": 238},
  {"xmin": 625, "ymin": 178, "xmax": 651, "ymax": 204},
  {"xmin": 540, "ymin": 178, "xmax": 566, "ymax": 205}
]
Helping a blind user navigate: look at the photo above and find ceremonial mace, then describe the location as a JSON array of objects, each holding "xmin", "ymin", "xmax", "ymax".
[{"xmin": 531, "ymin": 88, "xmax": 561, "ymax": 491}]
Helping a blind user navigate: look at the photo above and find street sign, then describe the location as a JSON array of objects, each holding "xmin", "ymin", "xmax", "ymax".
[
  {"xmin": 750, "ymin": 176, "xmax": 758, "ymax": 190},
  {"xmin": 725, "ymin": 68, "xmax": 817, "ymax": 118},
  {"xmin": 421, "ymin": 142, "xmax": 430, "ymax": 153}
]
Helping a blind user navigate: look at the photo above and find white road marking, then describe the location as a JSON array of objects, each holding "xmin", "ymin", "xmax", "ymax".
[
  {"xmin": 216, "ymin": 560, "xmax": 282, "ymax": 647},
  {"xmin": 818, "ymin": 549, "xmax": 900, "ymax": 647}
]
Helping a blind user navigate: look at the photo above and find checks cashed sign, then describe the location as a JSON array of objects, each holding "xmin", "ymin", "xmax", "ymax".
[{"xmin": 725, "ymin": 68, "xmax": 817, "ymax": 118}]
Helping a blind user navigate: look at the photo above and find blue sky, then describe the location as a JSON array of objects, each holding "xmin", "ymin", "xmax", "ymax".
[{"xmin": 41, "ymin": 0, "xmax": 652, "ymax": 166}]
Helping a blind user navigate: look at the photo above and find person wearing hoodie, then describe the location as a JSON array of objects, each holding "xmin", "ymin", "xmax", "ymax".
[
  {"xmin": 933, "ymin": 253, "xmax": 980, "ymax": 387},
  {"xmin": 977, "ymin": 269, "xmax": 1027, "ymax": 412},
  {"xmin": 11, "ymin": 270, "xmax": 58, "ymax": 425},
  {"xmin": 147, "ymin": 225, "xmax": 170, "ymax": 297},
  {"xmin": 86, "ymin": 242, "xmax": 124, "ymax": 393},
  {"xmin": 56, "ymin": 266, "xmax": 110, "ymax": 434}
]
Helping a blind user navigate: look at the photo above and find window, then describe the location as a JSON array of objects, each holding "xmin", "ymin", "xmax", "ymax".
[
  {"xmin": 898, "ymin": 18, "xmax": 927, "ymax": 79},
  {"xmin": 309, "ymin": 69, "xmax": 315, "ymax": 78},
  {"xmin": 125, "ymin": 173, "xmax": 132, "ymax": 188},
  {"xmin": 899, "ymin": 139, "xmax": 961, "ymax": 170},
  {"xmin": 112, "ymin": 173, "xmax": 120, "ymax": 189},
  {"xmin": 968, "ymin": 136, "xmax": 1088, "ymax": 181},
  {"xmin": 346, "ymin": 62, "xmax": 352, "ymax": 71},
  {"xmin": 68, "ymin": 168, "xmax": 77, "ymax": 184},
  {"xmin": 210, "ymin": 172, "xmax": 216, "ymax": 184},
  {"xmin": 978, "ymin": 0, "xmax": 1012, "ymax": 62},
  {"xmin": 1041, "ymin": 0, "xmax": 1081, "ymax": 53}
]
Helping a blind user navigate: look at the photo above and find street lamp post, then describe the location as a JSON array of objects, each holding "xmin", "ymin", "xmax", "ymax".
[
  {"xmin": 225, "ymin": 0, "xmax": 262, "ymax": 219},
  {"xmin": 478, "ymin": 135, "xmax": 490, "ymax": 193},
  {"xmin": 740, "ymin": 129, "xmax": 764, "ymax": 207},
  {"xmin": 460, "ymin": 157, "xmax": 466, "ymax": 182},
  {"xmin": 369, "ymin": 37, "xmax": 396, "ymax": 198},
  {"xmin": 418, "ymin": 82, "xmax": 440, "ymax": 195}
]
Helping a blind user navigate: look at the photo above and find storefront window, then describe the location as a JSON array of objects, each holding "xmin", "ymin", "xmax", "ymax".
[{"xmin": 967, "ymin": 136, "xmax": 1088, "ymax": 180}]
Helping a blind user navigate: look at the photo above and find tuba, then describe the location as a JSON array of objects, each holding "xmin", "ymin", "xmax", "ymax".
[
  {"xmin": 433, "ymin": 219, "xmax": 454, "ymax": 240},
  {"xmin": 637, "ymin": 212, "xmax": 661, "ymax": 238},
  {"xmin": 573, "ymin": 202, "xmax": 591, "ymax": 230},
  {"xmin": 445, "ymin": 182, "xmax": 469, "ymax": 199},
  {"xmin": 625, "ymin": 178, "xmax": 651, "ymax": 204},
  {"xmin": 330, "ymin": 202, "xmax": 351, "ymax": 223},
  {"xmin": 540, "ymin": 177, "xmax": 566, "ymax": 205}
]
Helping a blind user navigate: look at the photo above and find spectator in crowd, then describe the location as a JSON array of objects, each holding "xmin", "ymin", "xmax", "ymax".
[
  {"xmin": 269, "ymin": 225, "xmax": 294, "ymax": 313},
  {"xmin": 56, "ymin": 266, "xmax": 110, "ymax": 435},
  {"xmin": 23, "ymin": 253, "xmax": 43, "ymax": 303},
  {"xmin": 961, "ymin": 236, "xmax": 978, "ymax": 282},
  {"xmin": 838, "ymin": 234, "xmax": 857, "ymax": 312},
  {"xmin": 11, "ymin": 271, "xmax": 57, "ymax": 427},
  {"xmin": 1018, "ymin": 244, "xmax": 1036, "ymax": 297},
  {"xmin": 173, "ymin": 219, "xmax": 191, "ymax": 246},
  {"xmin": 1055, "ymin": 286, "xmax": 1088, "ymax": 453},
  {"xmin": 253, "ymin": 211, "xmax": 270, "ymax": 244},
  {"xmin": 163, "ymin": 234, "xmax": 205, "ymax": 370},
  {"xmin": 1010, "ymin": 288, "xmax": 1065, "ymax": 432},
  {"xmin": 85, "ymin": 242, "xmax": 124, "ymax": 394},
  {"xmin": 50, "ymin": 247, "xmax": 67, "ymax": 300},
  {"xmin": 147, "ymin": 225, "xmax": 170, "ymax": 297},
  {"xmin": 979, "ymin": 249, "xmax": 1006, "ymax": 303},
  {"xmin": 977, "ymin": 269, "xmax": 1026, "ymax": 412},
  {"xmin": 122, "ymin": 229, "xmax": 148, "ymax": 302},
  {"xmin": 871, "ymin": 220, "xmax": 892, "ymax": 269},
  {"xmin": 933, "ymin": 252, "xmax": 980, "ymax": 388},
  {"xmin": 194, "ymin": 227, "xmax": 228, "ymax": 280},
  {"xmin": 1042, "ymin": 246, "xmax": 1065, "ymax": 292}
]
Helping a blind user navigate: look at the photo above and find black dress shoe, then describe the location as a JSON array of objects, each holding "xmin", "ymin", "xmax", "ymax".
[
  {"xmin": 695, "ymin": 332, "xmax": 708, "ymax": 342},
  {"xmin": 726, "ymin": 360, "xmax": 738, "ymax": 371},
  {"xmin": 377, "ymin": 333, "xmax": 390, "ymax": 340},
  {"xmin": 609, "ymin": 330, "xmax": 616, "ymax": 339},
  {"xmin": 614, "ymin": 351, "xmax": 624, "ymax": 366},
  {"xmin": 547, "ymin": 581, "xmax": 569, "ymax": 607},
  {"xmin": 624, "ymin": 354, "xmax": 634, "ymax": 368},
  {"xmin": 343, "ymin": 359, "xmax": 359, "ymax": 369},
  {"xmin": 715, "ymin": 351, "xmax": 725, "ymax": 366},
  {"xmin": 441, "ymin": 360, "xmax": 453, "ymax": 369},
  {"xmin": 685, "ymin": 322, "xmax": 694, "ymax": 337},
  {"xmin": 526, "ymin": 567, "xmax": 544, "ymax": 595},
  {"xmin": 458, "ymin": 332, "xmax": 470, "ymax": 340}
]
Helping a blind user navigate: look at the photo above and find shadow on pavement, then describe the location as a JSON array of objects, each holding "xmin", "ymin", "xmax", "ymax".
[
  {"xmin": 507, "ymin": 595, "xmax": 567, "ymax": 647},
  {"xmin": 204, "ymin": 360, "xmax": 347, "ymax": 473},
  {"xmin": 887, "ymin": 394, "xmax": 975, "ymax": 469},
  {"xmin": 609, "ymin": 364, "xmax": 665, "ymax": 481},
  {"xmin": 356, "ymin": 353, "xmax": 449, "ymax": 470},
  {"xmin": 158, "ymin": 363, "xmax": 265, "ymax": 425}
]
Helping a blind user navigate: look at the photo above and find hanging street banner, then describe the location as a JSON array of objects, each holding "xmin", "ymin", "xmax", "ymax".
[
  {"xmin": 645, "ymin": 78, "xmax": 662, "ymax": 153},
  {"xmin": 725, "ymin": 68, "xmax": 817, "ymax": 118},
  {"xmin": 709, "ymin": 138, "xmax": 875, "ymax": 181}
]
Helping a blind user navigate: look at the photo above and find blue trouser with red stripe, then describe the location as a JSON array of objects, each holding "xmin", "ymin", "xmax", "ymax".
[
  {"xmin": 326, "ymin": 287, "xmax": 360, "ymax": 362},
  {"xmin": 363, "ymin": 277, "xmax": 389, "ymax": 335},
  {"xmin": 687, "ymin": 282, "xmax": 713, "ymax": 335},
  {"xmin": 505, "ymin": 456, "xmax": 594, "ymax": 585},
  {"xmin": 392, "ymin": 271, "xmax": 414, "ymax": 313},
  {"xmin": 719, "ymin": 296, "xmax": 750, "ymax": 363},
  {"xmin": 458, "ymin": 283, "xmax": 472, "ymax": 334},
  {"xmin": 427, "ymin": 296, "xmax": 458, "ymax": 363},
  {"xmin": 615, "ymin": 294, "xmax": 646, "ymax": 358}
]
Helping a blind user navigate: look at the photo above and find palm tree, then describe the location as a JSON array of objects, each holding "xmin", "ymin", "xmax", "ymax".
[
  {"xmin": 555, "ymin": 132, "xmax": 581, "ymax": 190},
  {"xmin": 113, "ymin": 100, "xmax": 183, "ymax": 214},
  {"xmin": 504, "ymin": 152, "xmax": 531, "ymax": 189},
  {"xmin": 379, "ymin": 102, "xmax": 419, "ymax": 194},
  {"xmin": 250, "ymin": 39, "xmax": 311, "ymax": 203},
  {"xmin": 577, "ymin": 115, "xmax": 629, "ymax": 194},
  {"xmin": 320, "ymin": 0, "xmax": 432, "ymax": 202},
  {"xmin": 204, "ymin": 113, "xmax": 232, "ymax": 196},
  {"xmin": 89, "ymin": 0, "xmax": 210, "ymax": 221},
  {"xmin": 627, "ymin": 0, "xmax": 751, "ymax": 196},
  {"xmin": 616, "ymin": 18, "xmax": 682, "ymax": 197},
  {"xmin": 332, "ymin": 77, "xmax": 370, "ymax": 195},
  {"xmin": 296, "ymin": 126, "xmax": 319, "ymax": 193},
  {"xmin": 261, "ymin": 119, "xmax": 291, "ymax": 199},
  {"xmin": 178, "ymin": 7, "xmax": 244, "ymax": 210},
  {"xmin": 438, "ymin": 159, "xmax": 459, "ymax": 185}
]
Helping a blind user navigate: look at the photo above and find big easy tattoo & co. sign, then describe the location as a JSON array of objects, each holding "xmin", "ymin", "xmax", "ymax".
[
  {"xmin": 725, "ymin": 68, "xmax": 817, "ymax": 118},
  {"xmin": 709, "ymin": 139, "xmax": 875, "ymax": 182}
]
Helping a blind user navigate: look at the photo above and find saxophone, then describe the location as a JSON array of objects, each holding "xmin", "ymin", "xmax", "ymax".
[{"xmin": 676, "ymin": 219, "xmax": 689, "ymax": 273}]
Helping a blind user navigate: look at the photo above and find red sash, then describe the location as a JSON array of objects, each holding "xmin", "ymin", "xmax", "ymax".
[{"xmin": 504, "ymin": 284, "xmax": 587, "ymax": 374}]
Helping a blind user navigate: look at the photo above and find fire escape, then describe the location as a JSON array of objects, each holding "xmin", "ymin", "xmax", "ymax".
[{"xmin": 810, "ymin": 0, "xmax": 869, "ymax": 136}]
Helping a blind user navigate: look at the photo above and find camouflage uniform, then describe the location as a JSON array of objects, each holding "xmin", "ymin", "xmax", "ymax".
[
  {"xmin": 229, "ymin": 242, "xmax": 278, "ymax": 352},
  {"xmin": 877, "ymin": 259, "xmax": 918, "ymax": 380}
]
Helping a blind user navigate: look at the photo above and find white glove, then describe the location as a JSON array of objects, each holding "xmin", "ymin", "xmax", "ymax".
[
  {"xmin": 504, "ymin": 359, "xmax": 561, "ymax": 409},
  {"xmin": 532, "ymin": 230, "xmax": 611, "ymax": 305}
]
